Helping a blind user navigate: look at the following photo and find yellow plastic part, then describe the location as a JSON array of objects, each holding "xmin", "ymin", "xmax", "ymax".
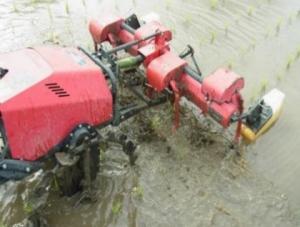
[{"xmin": 241, "ymin": 105, "xmax": 283, "ymax": 144}]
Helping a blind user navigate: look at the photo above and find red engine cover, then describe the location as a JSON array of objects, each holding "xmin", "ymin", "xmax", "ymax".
[{"xmin": 0, "ymin": 46, "xmax": 113, "ymax": 161}]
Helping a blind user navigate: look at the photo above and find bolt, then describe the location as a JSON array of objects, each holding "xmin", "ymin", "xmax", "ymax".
[
  {"xmin": 26, "ymin": 167, "xmax": 31, "ymax": 173},
  {"xmin": 87, "ymin": 126, "xmax": 91, "ymax": 129},
  {"xmin": 70, "ymin": 133, "xmax": 73, "ymax": 137},
  {"xmin": 66, "ymin": 144, "xmax": 69, "ymax": 148},
  {"xmin": 2, "ymin": 164, "xmax": 7, "ymax": 169},
  {"xmin": 79, "ymin": 124, "xmax": 82, "ymax": 128},
  {"xmin": 84, "ymin": 136, "xmax": 89, "ymax": 141}
]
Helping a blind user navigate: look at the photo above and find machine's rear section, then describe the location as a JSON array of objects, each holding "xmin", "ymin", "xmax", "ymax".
[{"xmin": 0, "ymin": 46, "xmax": 113, "ymax": 162}]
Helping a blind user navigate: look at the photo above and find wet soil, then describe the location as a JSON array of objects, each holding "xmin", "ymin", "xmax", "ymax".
[{"xmin": 0, "ymin": 0, "xmax": 300, "ymax": 226}]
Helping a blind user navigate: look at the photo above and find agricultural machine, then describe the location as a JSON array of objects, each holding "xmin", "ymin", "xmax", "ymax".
[{"xmin": 0, "ymin": 13, "xmax": 284, "ymax": 194}]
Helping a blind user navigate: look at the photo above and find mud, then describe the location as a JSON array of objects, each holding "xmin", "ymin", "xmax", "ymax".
[{"xmin": 0, "ymin": 0, "xmax": 300, "ymax": 226}]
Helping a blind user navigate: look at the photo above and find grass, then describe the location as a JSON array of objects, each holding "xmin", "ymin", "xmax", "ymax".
[
  {"xmin": 132, "ymin": 186, "xmax": 144, "ymax": 199},
  {"xmin": 247, "ymin": 6, "xmax": 254, "ymax": 16},
  {"xmin": 210, "ymin": 0, "xmax": 219, "ymax": 10},
  {"xmin": 165, "ymin": 0, "xmax": 171, "ymax": 10},
  {"xmin": 276, "ymin": 73, "xmax": 283, "ymax": 82},
  {"xmin": 210, "ymin": 31, "xmax": 216, "ymax": 44},
  {"xmin": 227, "ymin": 60, "xmax": 234, "ymax": 70},
  {"xmin": 111, "ymin": 201, "xmax": 122, "ymax": 215},
  {"xmin": 23, "ymin": 201, "xmax": 33, "ymax": 214},
  {"xmin": 259, "ymin": 79, "xmax": 268, "ymax": 94},
  {"xmin": 276, "ymin": 17, "xmax": 283, "ymax": 34},
  {"xmin": 286, "ymin": 54, "xmax": 295, "ymax": 70},
  {"xmin": 224, "ymin": 23, "xmax": 229, "ymax": 35},
  {"xmin": 183, "ymin": 14, "xmax": 193, "ymax": 27},
  {"xmin": 47, "ymin": 5, "xmax": 53, "ymax": 22},
  {"xmin": 65, "ymin": 1, "xmax": 70, "ymax": 15},
  {"xmin": 296, "ymin": 46, "xmax": 300, "ymax": 59},
  {"xmin": 12, "ymin": 3, "xmax": 19, "ymax": 13}
]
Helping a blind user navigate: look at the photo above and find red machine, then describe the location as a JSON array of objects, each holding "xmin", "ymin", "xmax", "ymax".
[{"xmin": 0, "ymin": 13, "xmax": 265, "ymax": 194}]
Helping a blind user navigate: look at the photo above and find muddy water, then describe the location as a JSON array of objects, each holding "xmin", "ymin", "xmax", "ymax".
[{"xmin": 0, "ymin": 0, "xmax": 300, "ymax": 226}]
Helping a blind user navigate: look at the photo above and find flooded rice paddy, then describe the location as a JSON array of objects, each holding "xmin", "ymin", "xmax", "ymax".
[{"xmin": 0, "ymin": 0, "xmax": 300, "ymax": 226}]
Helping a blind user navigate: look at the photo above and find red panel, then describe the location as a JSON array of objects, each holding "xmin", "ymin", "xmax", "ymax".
[
  {"xmin": 147, "ymin": 52, "xmax": 187, "ymax": 91},
  {"xmin": 0, "ymin": 47, "xmax": 113, "ymax": 161},
  {"xmin": 202, "ymin": 68, "xmax": 244, "ymax": 104},
  {"xmin": 89, "ymin": 14, "xmax": 124, "ymax": 43},
  {"xmin": 134, "ymin": 21, "xmax": 172, "ymax": 48},
  {"xmin": 180, "ymin": 74, "xmax": 208, "ymax": 114}
]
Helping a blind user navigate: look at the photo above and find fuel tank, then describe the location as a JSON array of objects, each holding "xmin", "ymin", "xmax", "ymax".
[{"xmin": 0, "ymin": 46, "xmax": 113, "ymax": 161}]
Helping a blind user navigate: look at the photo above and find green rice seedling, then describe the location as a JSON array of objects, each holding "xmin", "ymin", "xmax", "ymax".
[
  {"xmin": 47, "ymin": 5, "xmax": 53, "ymax": 22},
  {"xmin": 23, "ymin": 201, "xmax": 33, "ymax": 214},
  {"xmin": 276, "ymin": 17, "xmax": 283, "ymax": 34},
  {"xmin": 276, "ymin": 73, "xmax": 283, "ymax": 82},
  {"xmin": 13, "ymin": 3, "xmax": 19, "ymax": 13},
  {"xmin": 65, "ymin": 1, "xmax": 70, "ymax": 15},
  {"xmin": 224, "ymin": 23, "xmax": 229, "ymax": 35},
  {"xmin": 227, "ymin": 60, "xmax": 234, "ymax": 69},
  {"xmin": 132, "ymin": 186, "xmax": 144, "ymax": 199},
  {"xmin": 112, "ymin": 201, "xmax": 122, "ymax": 215},
  {"xmin": 165, "ymin": 0, "xmax": 171, "ymax": 10},
  {"xmin": 247, "ymin": 6, "xmax": 254, "ymax": 16},
  {"xmin": 183, "ymin": 14, "xmax": 193, "ymax": 27},
  {"xmin": 132, "ymin": 0, "xmax": 137, "ymax": 7},
  {"xmin": 296, "ymin": 46, "xmax": 300, "ymax": 59},
  {"xmin": 286, "ymin": 54, "xmax": 295, "ymax": 70},
  {"xmin": 210, "ymin": 0, "xmax": 219, "ymax": 10},
  {"xmin": 210, "ymin": 31, "xmax": 216, "ymax": 44},
  {"xmin": 259, "ymin": 79, "xmax": 268, "ymax": 94}
]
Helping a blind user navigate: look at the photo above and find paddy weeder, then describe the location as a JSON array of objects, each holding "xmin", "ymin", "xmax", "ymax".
[{"xmin": 0, "ymin": 13, "xmax": 285, "ymax": 193}]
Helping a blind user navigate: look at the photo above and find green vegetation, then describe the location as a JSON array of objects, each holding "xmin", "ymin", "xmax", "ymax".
[
  {"xmin": 286, "ymin": 54, "xmax": 294, "ymax": 70},
  {"xmin": 210, "ymin": 31, "xmax": 216, "ymax": 44},
  {"xmin": 12, "ymin": 3, "xmax": 19, "ymax": 13},
  {"xmin": 247, "ymin": 6, "xmax": 254, "ymax": 17},
  {"xmin": 259, "ymin": 79, "xmax": 268, "ymax": 94},
  {"xmin": 210, "ymin": 0, "xmax": 218, "ymax": 10},
  {"xmin": 111, "ymin": 201, "xmax": 122, "ymax": 215},
  {"xmin": 132, "ymin": 186, "xmax": 144, "ymax": 199},
  {"xmin": 165, "ymin": 0, "xmax": 171, "ymax": 10},
  {"xmin": 183, "ymin": 14, "xmax": 193, "ymax": 27},
  {"xmin": 48, "ymin": 5, "xmax": 53, "ymax": 21},
  {"xmin": 23, "ymin": 201, "xmax": 33, "ymax": 214},
  {"xmin": 65, "ymin": 1, "xmax": 70, "ymax": 15},
  {"xmin": 276, "ymin": 17, "xmax": 283, "ymax": 34}
]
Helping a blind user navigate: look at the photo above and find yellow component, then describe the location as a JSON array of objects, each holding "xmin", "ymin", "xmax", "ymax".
[{"xmin": 241, "ymin": 104, "xmax": 283, "ymax": 144}]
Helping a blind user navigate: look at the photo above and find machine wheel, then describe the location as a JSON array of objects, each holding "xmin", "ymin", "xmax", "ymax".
[{"xmin": 56, "ymin": 143, "xmax": 100, "ymax": 197}]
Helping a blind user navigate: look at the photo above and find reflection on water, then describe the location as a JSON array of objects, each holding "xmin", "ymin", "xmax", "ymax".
[{"xmin": 0, "ymin": 0, "xmax": 300, "ymax": 226}]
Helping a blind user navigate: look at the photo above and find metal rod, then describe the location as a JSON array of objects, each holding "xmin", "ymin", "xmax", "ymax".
[
  {"xmin": 121, "ymin": 22, "xmax": 135, "ymax": 35},
  {"xmin": 105, "ymin": 31, "xmax": 162, "ymax": 55},
  {"xmin": 184, "ymin": 66, "xmax": 203, "ymax": 83}
]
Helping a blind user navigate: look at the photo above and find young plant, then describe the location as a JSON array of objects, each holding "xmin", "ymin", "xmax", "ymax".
[
  {"xmin": 210, "ymin": 0, "xmax": 219, "ymax": 10},
  {"xmin": 132, "ymin": 186, "xmax": 144, "ymax": 199},
  {"xmin": 112, "ymin": 201, "xmax": 122, "ymax": 215},
  {"xmin": 13, "ymin": 3, "xmax": 19, "ymax": 13},
  {"xmin": 286, "ymin": 54, "xmax": 295, "ymax": 70},
  {"xmin": 247, "ymin": 6, "xmax": 254, "ymax": 17},
  {"xmin": 210, "ymin": 31, "xmax": 216, "ymax": 44},
  {"xmin": 65, "ymin": 1, "xmax": 70, "ymax": 15},
  {"xmin": 259, "ymin": 79, "xmax": 268, "ymax": 94}
]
